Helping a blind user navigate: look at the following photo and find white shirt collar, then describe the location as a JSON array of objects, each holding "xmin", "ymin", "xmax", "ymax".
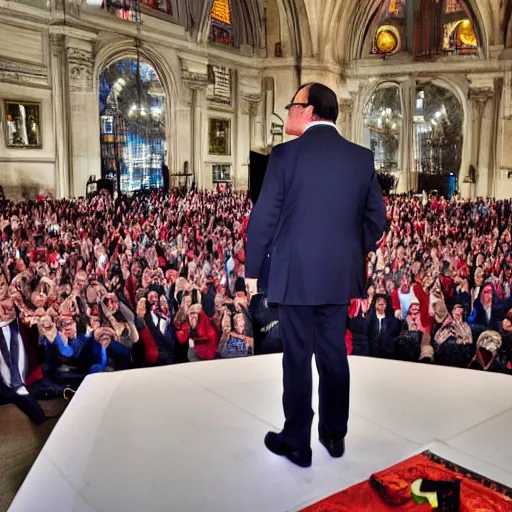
[{"xmin": 304, "ymin": 121, "xmax": 337, "ymax": 132}]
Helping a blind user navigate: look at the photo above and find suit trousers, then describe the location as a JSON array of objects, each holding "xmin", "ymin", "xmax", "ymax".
[{"xmin": 278, "ymin": 304, "xmax": 350, "ymax": 449}]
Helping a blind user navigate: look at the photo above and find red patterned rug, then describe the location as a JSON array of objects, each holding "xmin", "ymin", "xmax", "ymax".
[{"xmin": 300, "ymin": 451, "xmax": 512, "ymax": 512}]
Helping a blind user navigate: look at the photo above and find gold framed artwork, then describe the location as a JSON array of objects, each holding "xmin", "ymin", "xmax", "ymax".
[
  {"xmin": 4, "ymin": 100, "xmax": 42, "ymax": 149},
  {"xmin": 209, "ymin": 118, "xmax": 231, "ymax": 155}
]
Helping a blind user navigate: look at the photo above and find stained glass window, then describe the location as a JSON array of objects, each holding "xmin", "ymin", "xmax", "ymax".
[
  {"xmin": 369, "ymin": 0, "xmax": 478, "ymax": 57},
  {"xmin": 370, "ymin": 0, "xmax": 405, "ymax": 55},
  {"xmin": 98, "ymin": 0, "xmax": 170, "ymax": 21},
  {"xmin": 99, "ymin": 58, "xmax": 166, "ymax": 192},
  {"xmin": 443, "ymin": 19, "xmax": 478, "ymax": 54},
  {"xmin": 382, "ymin": 0, "xmax": 405, "ymax": 19},
  {"xmin": 211, "ymin": 0, "xmax": 231, "ymax": 24},
  {"xmin": 210, "ymin": 0, "xmax": 233, "ymax": 45},
  {"xmin": 445, "ymin": 0, "xmax": 463, "ymax": 14}
]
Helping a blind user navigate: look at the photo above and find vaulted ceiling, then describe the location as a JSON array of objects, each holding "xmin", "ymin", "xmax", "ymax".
[{"xmin": 184, "ymin": 0, "xmax": 511, "ymax": 61}]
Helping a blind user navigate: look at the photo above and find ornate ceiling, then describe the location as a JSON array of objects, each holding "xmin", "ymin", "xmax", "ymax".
[{"xmin": 212, "ymin": 0, "xmax": 511, "ymax": 62}]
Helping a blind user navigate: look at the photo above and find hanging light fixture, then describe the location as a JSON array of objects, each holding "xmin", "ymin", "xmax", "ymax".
[
  {"xmin": 127, "ymin": 0, "xmax": 148, "ymax": 120},
  {"xmin": 128, "ymin": 36, "xmax": 148, "ymax": 119}
]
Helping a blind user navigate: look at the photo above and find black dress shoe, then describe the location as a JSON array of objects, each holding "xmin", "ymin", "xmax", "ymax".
[
  {"xmin": 264, "ymin": 432, "xmax": 312, "ymax": 468},
  {"xmin": 319, "ymin": 434, "xmax": 345, "ymax": 458}
]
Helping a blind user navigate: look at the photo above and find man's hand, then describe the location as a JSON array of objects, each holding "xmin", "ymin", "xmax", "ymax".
[{"xmin": 246, "ymin": 278, "xmax": 258, "ymax": 299}]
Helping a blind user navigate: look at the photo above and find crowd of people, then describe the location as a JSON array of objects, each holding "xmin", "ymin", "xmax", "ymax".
[{"xmin": 0, "ymin": 188, "xmax": 511, "ymax": 423}]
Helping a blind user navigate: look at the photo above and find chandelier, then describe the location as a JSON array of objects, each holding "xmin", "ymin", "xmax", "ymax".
[{"xmin": 127, "ymin": 0, "xmax": 147, "ymax": 120}]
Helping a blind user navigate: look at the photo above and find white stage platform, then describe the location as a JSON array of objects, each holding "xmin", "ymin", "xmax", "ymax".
[{"xmin": 9, "ymin": 356, "xmax": 512, "ymax": 512}]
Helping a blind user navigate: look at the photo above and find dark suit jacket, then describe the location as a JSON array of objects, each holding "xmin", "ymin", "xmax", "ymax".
[
  {"xmin": 246, "ymin": 125, "xmax": 386, "ymax": 306},
  {"xmin": 366, "ymin": 309, "xmax": 400, "ymax": 357}
]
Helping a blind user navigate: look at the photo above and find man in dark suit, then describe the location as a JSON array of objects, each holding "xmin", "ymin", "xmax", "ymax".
[
  {"xmin": 245, "ymin": 83, "xmax": 386, "ymax": 467},
  {"xmin": 367, "ymin": 294, "xmax": 401, "ymax": 358}
]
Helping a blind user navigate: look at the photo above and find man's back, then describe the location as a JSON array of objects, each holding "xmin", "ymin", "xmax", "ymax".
[
  {"xmin": 246, "ymin": 82, "xmax": 386, "ymax": 468},
  {"xmin": 247, "ymin": 124, "xmax": 385, "ymax": 306}
]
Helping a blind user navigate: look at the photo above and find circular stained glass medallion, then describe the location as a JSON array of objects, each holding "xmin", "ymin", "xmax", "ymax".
[{"xmin": 376, "ymin": 26, "xmax": 400, "ymax": 54}]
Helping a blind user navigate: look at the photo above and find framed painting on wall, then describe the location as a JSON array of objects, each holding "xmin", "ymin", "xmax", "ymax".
[
  {"xmin": 209, "ymin": 118, "xmax": 231, "ymax": 155},
  {"xmin": 4, "ymin": 100, "xmax": 42, "ymax": 149}
]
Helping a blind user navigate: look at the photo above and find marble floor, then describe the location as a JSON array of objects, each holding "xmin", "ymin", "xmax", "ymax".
[{"xmin": 8, "ymin": 355, "xmax": 512, "ymax": 512}]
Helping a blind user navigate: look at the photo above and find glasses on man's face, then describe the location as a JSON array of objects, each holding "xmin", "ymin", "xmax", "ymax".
[{"xmin": 285, "ymin": 102, "xmax": 310, "ymax": 111}]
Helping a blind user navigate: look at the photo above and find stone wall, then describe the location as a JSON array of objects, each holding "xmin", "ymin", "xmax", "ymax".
[
  {"xmin": 1, "ymin": 0, "xmax": 512, "ymax": 200},
  {"xmin": 0, "ymin": 19, "xmax": 55, "ymax": 201}
]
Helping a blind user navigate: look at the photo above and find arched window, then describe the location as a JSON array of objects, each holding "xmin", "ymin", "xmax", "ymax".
[
  {"xmin": 362, "ymin": 81, "xmax": 464, "ymax": 197},
  {"xmin": 89, "ymin": 0, "xmax": 173, "ymax": 21},
  {"xmin": 210, "ymin": 0, "xmax": 233, "ymax": 45},
  {"xmin": 414, "ymin": 84, "xmax": 463, "ymax": 194},
  {"xmin": 442, "ymin": 1, "xmax": 478, "ymax": 55},
  {"xmin": 367, "ymin": 0, "xmax": 479, "ymax": 57},
  {"xmin": 99, "ymin": 57, "xmax": 166, "ymax": 192},
  {"xmin": 362, "ymin": 85, "xmax": 402, "ymax": 172}
]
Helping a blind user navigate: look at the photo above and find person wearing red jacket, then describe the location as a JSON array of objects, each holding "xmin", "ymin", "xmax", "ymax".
[
  {"xmin": 174, "ymin": 303, "xmax": 219, "ymax": 361},
  {"xmin": 391, "ymin": 273, "xmax": 433, "ymax": 333}
]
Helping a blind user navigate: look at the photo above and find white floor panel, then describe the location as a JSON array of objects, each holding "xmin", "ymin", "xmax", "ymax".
[
  {"xmin": 9, "ymin": 355, "xmax": 512, "ymax": 512},
  {"xmin": 348, "ymin": 357, "xmax": 512, "ymax": 444},
  {"xmin": 446, "ymin": 408, "xmax": 512, "ymax": 474}
]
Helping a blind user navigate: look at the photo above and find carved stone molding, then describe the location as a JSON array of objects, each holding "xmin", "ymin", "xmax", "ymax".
[
  {"xmin": 0, "ymin": 58, "xmax": 46, "ymax": 77},
  {"xmin": 0, "ymin": 58, "xmax": 48, "ymax": 86},
  {"xmin": 339, "ymin": 97, "xmax": 354, "ymax": 113},
  {"xmin": 48, "ymin": 26, "xmax": 98, "ymax": 42},
  {"xmin": 239, "ymin": 93, "xmax": 261, "ymax": 116},
  {"xmin": 182, "ymin": 70, "xmax": 210, "ymax": 91},
  {"xmin": 0, "ymin": 2, "xmax": 50, "ymax": 25},
  {"xmin": 67, "ymin": 47, "xmax": 93, "ymax": 92},
  {"xmin": 0, "ymin": 70, "xmax": 48, "ymax": 87},
  {"xmin": 469, "ymin": 87, "xmax": 494, "ymax": 120}
]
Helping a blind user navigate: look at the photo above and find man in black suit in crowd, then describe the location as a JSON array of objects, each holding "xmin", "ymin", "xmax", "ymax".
[
  {"xmin": 245, "ymin": 83, "xmax": 386, "ymax": 467},
  {"xmin": 367, "ymin": 294, "xmax": 400, "ymax": 359}
]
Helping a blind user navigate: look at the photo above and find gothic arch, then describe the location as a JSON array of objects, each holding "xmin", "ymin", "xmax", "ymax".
[
  {"xmin": 355, "ymin": 76, "xmax": 470, "ymax": 184},
  {"xmin": 276, "ymin": 0, "xmax": 313, "ymax": 59},
  {"xmin": 505, "ymin": 2, "xmax": 512, "ymax": 48},
  {"xmin": 322, "ymin": 0, "xmax": 490, "ymax": 63},
  {"xmin": 351, "ymin": 0, "xmax": 488, "ymax": 60},
  {"xmin": 195, "ymin": 0, "xmax": 265, "ymax": 49},
  {"xmin": 422, "ymin": 76, "xmax": 471, "ymax": 182},
  {"xmin": 354, "ymin": 80, "xmax": 403, "ymax": 146},
  {"xmin": 93, "ymin": 40, "xmax": 180, "ymax": 174}
]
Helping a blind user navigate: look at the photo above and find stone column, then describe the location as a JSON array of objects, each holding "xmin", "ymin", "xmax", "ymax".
[
  {"xmin": 237, "ymin": 93, "xmax": 262, "ymax": 190},
  {"xmin": 182, "ymin": 74, "xmax": 209, "ymax": 189},
  {"xmin": 49, "ymin": 33, "xmax": 69, "ymax": 199},
  {"xmin": 398, "ymin": 77, "xmax": 416, "ymax": 194},
  {"xmin": 65, "ymin": 32, "xmax": 99, "ymax": 197},
  {"xmin": 338, "ymin": 97, "xmax": 354, "ymax": 141},
  {"xmin": 238, "ymin": 69, "xmax": 263, "ymax": 190},
  {"xmin": 180, "ymin": 54, "xmax": 210, "ymax": 190},
  {"xmin": 468, "ymin": 85, "xmax": 495, "ymax": 197},
  {"xmin": 174, "ymin": 98, "xmax": 192, "ymax": 189}
]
